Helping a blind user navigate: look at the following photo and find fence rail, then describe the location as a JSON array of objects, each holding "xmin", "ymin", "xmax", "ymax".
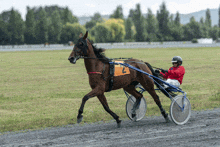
[
  {"xmin": 0, "ymin": 41, "xmax": 194, "ymax": 49},
  {"xmin": 1, "ymin": 41, "xmax": 220, "ymax": 51}
]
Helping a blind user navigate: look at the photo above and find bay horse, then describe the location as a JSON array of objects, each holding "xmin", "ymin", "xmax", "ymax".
[{"xmin": 68, "ymin": 31, "xmax": 169, "ymax": 127}]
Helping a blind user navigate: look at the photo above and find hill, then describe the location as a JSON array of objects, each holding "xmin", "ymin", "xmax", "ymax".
[
  {"xmin": 78, "ymin": 9, "xmax": 219, "ymax": 26},
  {"xmin": 175, "ymin": 9, "xmax": 219, "ymax": 26}
]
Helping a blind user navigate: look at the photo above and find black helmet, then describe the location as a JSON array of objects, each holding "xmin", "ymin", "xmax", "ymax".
[{"xmin": 171, "ymin": 56, "xmax": 182, "ymax": 65}]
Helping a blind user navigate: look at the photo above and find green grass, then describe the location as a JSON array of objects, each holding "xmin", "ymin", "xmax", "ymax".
[{"xmin": 0, "ymin": 47, "xmax": 220, "ymax": 133}]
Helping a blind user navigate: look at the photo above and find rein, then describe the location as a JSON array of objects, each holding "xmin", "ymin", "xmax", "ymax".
[
  {"xmin": 79, "ymin": 56, "xmax": 133, "ymax": 60},
  {"xmin": 78, "ymin": 56, "xmax": 144, "ymax": 64}
]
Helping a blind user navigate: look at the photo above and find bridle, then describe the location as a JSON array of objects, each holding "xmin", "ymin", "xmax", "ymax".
[{"xmin": 68, "ymin": 38, "xmax": 89, "ymax": 64}]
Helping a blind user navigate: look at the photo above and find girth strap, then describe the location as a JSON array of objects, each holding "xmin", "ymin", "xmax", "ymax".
[{"xmin": 106, "ymin": 63, "xmax": 115, "ymax": 92}]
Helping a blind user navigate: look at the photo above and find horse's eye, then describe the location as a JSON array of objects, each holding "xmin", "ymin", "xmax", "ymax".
[{"xmin": 79, "ymin": 42, "xmax": 83, "ymax": 46}]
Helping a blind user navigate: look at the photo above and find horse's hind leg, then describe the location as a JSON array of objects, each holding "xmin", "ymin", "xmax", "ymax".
[
  {"xmin": 97, "ymin": 94, "xmax": 121, "ymax": 128},
  {"xmin": 140, "ymin": 81, "xmax": 170, "ymax": 122},
  {"xmin": 123, "ymin": 85, "xmax": 143, "ymax": 120}
]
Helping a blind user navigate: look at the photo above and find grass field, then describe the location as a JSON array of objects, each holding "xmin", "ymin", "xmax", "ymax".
[{"xmin": 0, "ymin": 47, "xmax": 220, "ymax": 133}]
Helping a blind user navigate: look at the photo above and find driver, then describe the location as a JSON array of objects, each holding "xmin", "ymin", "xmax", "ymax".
[{"xmin": 158, "ymin": 56, "xmax": 185, "ymax": 89}]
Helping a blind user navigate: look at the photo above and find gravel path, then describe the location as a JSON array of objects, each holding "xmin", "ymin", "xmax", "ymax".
[{"xmin": 0, "ymin": 108, "xmax": 220, "ymax": 147}]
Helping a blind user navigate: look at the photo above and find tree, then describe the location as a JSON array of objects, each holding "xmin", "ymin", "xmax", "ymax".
[
  {"xmin": 60, "ymin": 23, "xmax": 86, "ymax": 44},
  {"xmin": 105, "ymin": 18, "xmax": 125, "ymax": 42},
  {"xmin": 0, "ymin": 16, "xmax": 10, "ymax": 45},
  {"xmin": 130, "ymin": 4, "xmax": 147, "ymax": 41},
  {"xmin": 170, "ymin": 12, "xmax": 183, "ymax": 41},
  {"xmin": 183, "ymin": 17, "xmax": 202, "ymax": 41},
  {"xmin": 7, "ymin": 8, "xmax": 24, "ymax": 45},
  {"xmin": 169, "ymin": 14, "xmax": 174, "ymax": 25},
  {"xmin": 35, "ymin": 8, "xmax": 48, "ymax": 44},
  {"xmin": 85, "ymin": 13, "xmax": 104, "ymax": 31},
  {"xmin": 24, "ymin": 7, "xmax": 36, "ymax": 44},
  {"xmin": 85, "ymin": 20, "xmax": 97, "ymax": 30},
  {"xmin": 209, "ymin": 25, "xmax": 219, "ymax": 40},
  {"xmin": 125, "ymin": 17, "xmax": 135, "ymax": 41},
  {"xmin": 0, "ymin": 11, "xmax": 11, "ymax": 22},
  {"xmin": 62, "ymin": 7, "xmax": 78, "ymax": 24},
  {"xmin": 219, "ymin": 5, "xmax": 220, "ymax": 28},
  {"xmin": 93, "ymin": 23, "xmax": 111, "ymax": 43},
  {"xmin": 174, "ymin": 12, "xmax": 180, "ymax": 26},
  {"xmin": 48, "ymin": 9, "xmax": 62, "ymax": 43},
  {"xmin": 200, "ymin": 17, "xmax": 209, "ymax": 38},
  {"xmin": 110, "ymin": 5, "xmax": 124, "ymax": 19},
  {"xmin": 205, "ymin": 8, "xmax": 211, "ymax": 28},
  {"xmin": 91, "ymin": 13, "xmax": 103, "ymax": 23},
  {"xmin": 156, "ymin": 2, "xmax": 172, "ymax": 41},
  {"xmin": 146, "ymin": 8, "xmax": 158, "ymax": 41},
  {"xmin": 200, "ymin": 17, "xmax": 204, "ymax": 24}
]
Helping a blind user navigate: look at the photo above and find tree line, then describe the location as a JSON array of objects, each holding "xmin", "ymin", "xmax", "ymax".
[{"xmin": 0, "ymin": 3, "xmax": 220, "ymax": 45}]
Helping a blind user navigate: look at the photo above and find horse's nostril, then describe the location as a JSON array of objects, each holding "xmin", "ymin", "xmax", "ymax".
[{"xmin": 68, "ymin": 57, "xmax": 72, "ymax": 60}]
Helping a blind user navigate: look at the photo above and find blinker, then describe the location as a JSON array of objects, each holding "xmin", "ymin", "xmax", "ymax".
[{"xmin": 75, "ymin": 38, "xmax": 88, "ymax": 55}]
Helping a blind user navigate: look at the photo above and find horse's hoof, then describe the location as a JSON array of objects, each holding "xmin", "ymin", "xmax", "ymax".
[
  {"xmin": 132, "ymin": 113, "xmax": 136, "ymax": 118},
  {"xmin": 133, "ymin": 116, "xmax": 137, "ymax": 122},
  {"xmin": 132, "ymin": 114, "xmax": 137, "ymax": 121},
  {"xmin": 165, "ymin": 116, "xmax": 170, "ymax": 123},
  {"xmin": 77, "ymin": 115, "xmax": 83, "ymax": 123},
  {"xmin": 117, "ymin": 120, "xmax": 122, "ymax": 128}
]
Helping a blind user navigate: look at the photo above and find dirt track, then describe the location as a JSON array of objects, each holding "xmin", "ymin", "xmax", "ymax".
[{"xmin": 0, "ymin": 108, "xmax": 220, "ymax": 147}]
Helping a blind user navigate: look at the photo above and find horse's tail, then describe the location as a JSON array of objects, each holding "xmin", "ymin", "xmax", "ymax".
[
  {"xmin": 144, "ymin": 62, "xmax": 161, "ymax": 88},
  {"xmin": 145, "ymin": 62, "xmax": 171, "ymax": 98},
  {"xmin": 144, "ymin": 62, "xmax": 157, "ymax": 76}
]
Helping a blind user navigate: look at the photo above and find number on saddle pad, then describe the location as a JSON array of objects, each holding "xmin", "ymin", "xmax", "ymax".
[{"xmin": 114, "ymin": 61, "xmax": 130, "ymax": 76}]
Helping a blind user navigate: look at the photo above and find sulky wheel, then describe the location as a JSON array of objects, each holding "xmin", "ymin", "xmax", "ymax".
[
  {"xmin": 170, "ymin": 95, "xmax": 191, "ymax": 125},
  {"xmin": 126, "ymin": 95, "xmax": 147, "ymax": 121}
]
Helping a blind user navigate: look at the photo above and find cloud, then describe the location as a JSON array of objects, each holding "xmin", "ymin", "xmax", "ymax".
[
  {"xmin": 85, "ymin": 3, "xmax": 95, "ymax": 7},
  {"xmin": 151, "ymin": 3, "xmax": 160, "ymax": 14},
  {"xmin": 124, "ymin": 0, "xmax": 142, "ymax": 9}
]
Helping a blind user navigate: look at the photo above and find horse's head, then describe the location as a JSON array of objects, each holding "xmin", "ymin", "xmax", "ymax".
[{"xmin": 68, "ymin": 31, "xmax": 88, "ymax": 64}]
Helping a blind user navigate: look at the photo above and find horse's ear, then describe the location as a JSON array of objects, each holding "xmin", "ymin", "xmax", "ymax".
[
  {"xmin": 79, "ymin": 32, "xmax": 83, "ymax": 38},
  {"xmin": 83, "ymin": 31, "xmax": 88, "ymax": 40}
]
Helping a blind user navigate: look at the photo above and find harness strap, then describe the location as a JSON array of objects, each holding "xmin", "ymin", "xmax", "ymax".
[
  {"xmin": 106, "ymin": 63, "xmax": 115, "ymax": 92},
  {"xmin": 87, "ymin": 72, "xmax": 102, "ymax": 75},
  {"xmin": 87, "ymin": 62, "xmax": 114, "ymax": 92}
]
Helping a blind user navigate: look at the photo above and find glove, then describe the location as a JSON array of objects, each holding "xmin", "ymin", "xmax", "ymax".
[
  {"xmin": 155, "ymin": 69, "xmax": 160, "ymax": 74},
  {"xmin": 161, "ymin": 69, "xmax": 168, "ymax": 73},
  {"xmin": 159, "ymin": 73, "xmax": 164, "ymax": 77}
]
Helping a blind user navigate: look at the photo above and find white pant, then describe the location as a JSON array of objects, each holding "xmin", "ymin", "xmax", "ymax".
[{"xmin": 164, "ymin": 79, "xmax": 180, "ymax": 89}]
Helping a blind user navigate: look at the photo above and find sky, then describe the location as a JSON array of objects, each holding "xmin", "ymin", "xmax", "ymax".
[{"xmin": 0, "ymin": 0, "xmax": 220, "ymax": 20}]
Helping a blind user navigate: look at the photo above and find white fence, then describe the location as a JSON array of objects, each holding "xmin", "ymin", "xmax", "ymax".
[
  {"xmin": 197, "ymin": 38, "xmax": 213, "ymax": 44},
  {"xmin": 0, "ymin": 44, "xmax": 66, "ymax": 49},
  {"xmin": 0, "ymin": 41, "xmax": 193, "ymax": 49},
  {"xmin": 1, "ymin": 41, "xmax": 220, "ymax": 51}
]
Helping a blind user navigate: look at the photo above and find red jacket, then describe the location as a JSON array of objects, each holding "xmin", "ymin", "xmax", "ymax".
[{"xmin": 160, "ymin": 66, "xmax": 185, "ymax": 84}]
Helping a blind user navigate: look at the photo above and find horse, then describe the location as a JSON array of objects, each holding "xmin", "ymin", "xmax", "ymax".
[{"xmin": 68, "ymin": 31, "xmax": 169, "ymax": 127}]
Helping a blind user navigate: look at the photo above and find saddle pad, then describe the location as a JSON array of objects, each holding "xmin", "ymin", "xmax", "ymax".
[{"xmin": 114, "ymin": 61, "xmax": 130, "ymax": 76}]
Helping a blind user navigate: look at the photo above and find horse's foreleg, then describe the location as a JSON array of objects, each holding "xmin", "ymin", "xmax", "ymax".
[
  {"xmin": 77, "ymin": 88, "xmax": 102, "ymax": 123},
  {"xmin": 97, "ymin": 94, "xmax": 121, "ymax": 128}
]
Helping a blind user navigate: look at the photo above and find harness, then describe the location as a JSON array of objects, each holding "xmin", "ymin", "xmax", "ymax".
[
  {"xmin": 86, "ymin": 58, "xmax": 115, "ymax": 92},
  {"xmin": 72, "ymin": 39, "xmax": 132, "ymax": 92}
]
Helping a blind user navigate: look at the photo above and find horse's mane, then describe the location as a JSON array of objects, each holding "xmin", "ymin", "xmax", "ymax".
[{"xmin": 89, "ymin": 40, "xmax": 110, "ymax": 63}]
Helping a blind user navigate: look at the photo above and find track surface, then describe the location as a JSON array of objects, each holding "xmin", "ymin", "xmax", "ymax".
[{"xmin": 0, "ymin": 108, "xmax": 220, "ymax": 147}]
